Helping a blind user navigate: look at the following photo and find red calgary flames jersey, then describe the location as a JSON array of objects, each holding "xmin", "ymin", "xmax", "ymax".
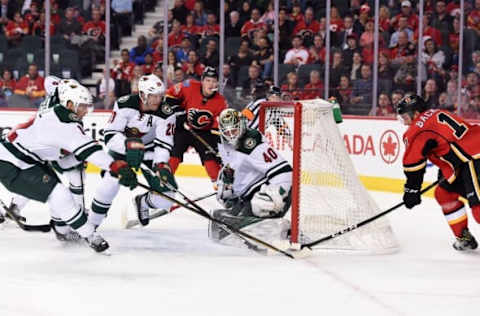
[
  {"xmin": 403, "ymin": 109, "xmax": 480, "ymax": 183},
  {"xmin": 166, "ymin": 79, "xmax": 227, "ymax": 130}
]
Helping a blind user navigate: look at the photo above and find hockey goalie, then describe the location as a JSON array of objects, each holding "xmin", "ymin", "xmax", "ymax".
[{"xmin": 209, "ymin": 109, "xmax": 293, "ymax": 248}]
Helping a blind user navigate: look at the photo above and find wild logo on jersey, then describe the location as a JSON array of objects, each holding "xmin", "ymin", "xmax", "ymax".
[
  {"xmin": 187, "ymin": 109, "xmax": 214, "ymax": 129},
  {"xmin": 125, "ymin": 127, "xmax": 146, "ymax": 138}
]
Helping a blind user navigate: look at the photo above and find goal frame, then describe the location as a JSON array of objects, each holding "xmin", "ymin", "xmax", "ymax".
[{"xmin": 259, "ymin": 101, "xmax": 302, "ymax": 243}]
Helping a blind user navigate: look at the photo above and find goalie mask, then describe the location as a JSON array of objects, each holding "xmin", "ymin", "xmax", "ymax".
[
  {"xmin": 59, "ymin": 84, "xmax": 94, "ymax": 117},
  {"xmin": 219, "ymin": 109, "xmax": 246, "ymax": 146}
]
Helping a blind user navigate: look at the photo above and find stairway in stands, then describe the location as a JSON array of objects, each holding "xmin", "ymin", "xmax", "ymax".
[{"xmin": 81, "ymin": 1, "xmax": 165, "ymax": 95}]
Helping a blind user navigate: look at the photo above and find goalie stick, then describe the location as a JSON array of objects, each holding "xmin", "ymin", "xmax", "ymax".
[
  {"xmin": 136, "ymin": 177, "xmax": 294, "ymax": 259},
  {"xmin": 124, "ymin": 192, "xmax": 216, "ymax": 229},
  {"xmin": 301, "ymin": 179, "xmax": 441, "ymax": 250},
  {"xmin": 0, "ymin": 198, "xmax": 51, "ymax": 233}
]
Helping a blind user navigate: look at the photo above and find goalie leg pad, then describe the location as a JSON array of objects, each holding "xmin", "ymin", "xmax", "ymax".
[{"xmin": 251, "ymin": 184, "xmax": 290, "ymax": 218}]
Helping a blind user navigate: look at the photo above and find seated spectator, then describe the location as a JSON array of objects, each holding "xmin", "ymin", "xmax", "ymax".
[
  {"xmin": 253, "ymin": 36, "xmax": 273, "ymax": 79},
  {"xmin": 390, "ymin": 1, "xmax": 418, "ymax": 32},
  {"xmin": 360, "ymin": 19, "xmax": 375, "ymax": 49},
  {"xmin": 420, "ymin": 37, "xmax": 445, "ymax": 83},
  {"xmin": 0, "ymin": 69, "xmax": 15, "ymax": 106},
  {"xmin": 379, "ymin": 5, "xmax": 391, "ymax": 33},
  {"xmin": 222, "ymin": 63, "xmax": 236, "ymax": 89},
  {"xmin": 168, "ymin": 19, "xmax": 186, "ymax": 48},
  {"xmin": 229, "ymin": 39, "xmax": 254, "ymax": 73},
  {"xmin": 201, "ymin": 38, "xmax": 219, "ymax": 68},
  {"xmin": 193, "ymin": 0, "xmax": 208, "ymax": 26},
  {"xmin": 4, "ymin": 11, "xmax": 29, "ymax": 46},
  {"xmin": 0, "ymin": 0, "xmax": 17, "ymax": 28},
  {"xmin": 182, "ymin": 50, "xmax": 204, "ymax": 80},
  {"xmin": 353, "ymin": 4, "xmax": 370, "ymax": 36},
  {"xmin": 413, "ymin": 12, "xmax": 442, "ymax": 46},
  {"xmin": 152, "ymin": 38, "xmax": 164, "ymax": 65},
  {"xmin": 259, "ymin": 1, "xmax": 275, "ymax": 24},
  {"xmin": 458, "ymin": 96, "xmax": 480, "ymax": 119},
  {"xmin": 281, "ymin": 72, "xmax": 302, "ymax": 100},
  {"xmin": 389, "ymin": 16, "xmax": 413, "ymax": 48},
  {"xmin": 112, "ymin": 48, "xmax": 135, "ymax": 96},
  {"xmin": 465, "ymin": 72, "xmax": 480, "ymax": 95},
  {"xmin": 431, "ymin": 1, "xmax": 453, "ymax": 44},
  {"xmin": 468, "ymin": 0, "xmax": 480, "ymax": 36},
  {"xmin": 130, "ymin": 65, "xmax": 144, "ymax": 94},
  {"xmin": 290, "ymin": 2, "xmax": 304, "ymax": 25},
  {"xmin": 167, "ymin": 50, "xmax": 183, "ymax": 82},
  {"xmin": 330, "ymin": 6, "xmax": 344, "ymax": 32},
  {"xmin": 302, "ymin": 70, "xmax": 324, "ymax": 100},
  {"xmin": 82, "ymin": 8, "xmax": 106, "ymax": 62},
  {"xmin": 130, "ymin": 35, "xmax": 154, "ymax": 65},
  {"xmin": 112, "ymin": 0, "xmax": 133, "ymax": 36},
  {"xmin": 335, "ymin": 15, "xmax": 355, "ymax": 49},
  {"xmin": 351, "ymin": 64, "xmax": 373, "ymax": 106},
  {"xmin": 173, "ymin": 67, "xmax": 185, "ymax": 84},
  {"xmin": 292, "ymin": 7, "xmax": 320, "ymax": 47},
  {"xmin": 423, "ymin": 78, "xmax": 439, "ymax": 108},
  {"xmin": 238, "ymin": 1, "xmax": 251, "ymax": 26},
  {"xmin": 284, "ymin": 35, "xmax": 309, "ymax": 66},
  {"xmin": 342, "ymin": 34, "xmax": 360, "ymax": 70},
  {"xmin": 330, "ymin": 50, "xmax": 346, "ymax": 88},
  {"xmin": 278, "ymin": 7, "xmax": 294, "ymax": 56},
  {"xmin": 378, "ymin": 51, "xmax": 394, "ymax": 95},
  {"xmin": 375, "ymin": 93, "xmax": 395, "ymax": 117},
  {"xmin": 142, "ymin": 53, "xmax": 155, "ymax": 75},
  {"xmin": 349, "ymin": 51, "xmax": 363, "ymax": 82},
  {"xmin": 334, "ymin": 75, "xmax": 353, "ymax": 109},
  {"xmin": 57, "ymin": 7, "xmax": 82, "ymax": 44},
  {"xmin": 242, "ymin": 65, "xmax": 261, "ymax": 95},
  {"xmin": 176, "ymin": 37, "xmax": 192, "ymax": 64},
  {"xmin": 391, "ymin": 89, "xmax": 405, "ymax": 107},
  {"xmin": 172, "ymin": 0, "xmax": 189, "ymax": 24},
  {"xmin": 182, "ymin": 13, "xmax": 201, "ymax": 38},
  {"xmin": 437, "ymin": 92, "xmax": 454, "ymax": 111},
  {"xmin": 445, "ymin": 79, "xmax": 458, "ymax": 109},
  {"xmin": 201, "ymin": 12, "xmax": 220, "ymax": 38},
  {"xmin": 390, "ymin": 30, "xmax": 416, "ymax": 68},
  {"xmin": 226, "ymin": 10, "xmax": 242, "ymax": 37},
  {"xmin": 469, "ymin": 50, "xmax": 480, "ymax": 73},
  {"xmin": 32, "ymin": 11, "xmax": 55, "ymax": 38},
  {"xmin": 394, "ymin": 59, "xmax": 417, "ymax": 93},
  {"xmin": 13, "ymin": 64, "xmax": 45, "ymax": 107},
  {"xmin": 240, "ymin": 7, "xmax": 265, "ymax": 40}
]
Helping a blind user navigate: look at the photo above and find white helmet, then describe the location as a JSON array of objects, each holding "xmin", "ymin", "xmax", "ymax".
[
  {"xmin": 138, "ymin": 74, "xmax": 165, "ymax": 102},
  {"xmin": 44, "ymin": 76, "xmax": 61, "ymax": 95},
  {"xmin": 59, "ymin": 83, "xmax": 93, "ymax": 113}
]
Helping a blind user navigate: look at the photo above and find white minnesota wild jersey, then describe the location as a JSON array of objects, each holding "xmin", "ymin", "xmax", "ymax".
[
  {"xmin": 0, "ymin": 106, "xmax": 111, "ymax": 170},
  {"xmin": 218, "ymin": 129, "xmax": 292, "ymax": 201},
  {"xmin": 103, "ymin": 94, "xmax": 180, "ymax": 163}
]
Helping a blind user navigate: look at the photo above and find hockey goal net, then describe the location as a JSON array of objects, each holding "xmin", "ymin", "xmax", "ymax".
[{"xmin": 259, "ymin": 100, "xmax": 399, "ymax": 253}]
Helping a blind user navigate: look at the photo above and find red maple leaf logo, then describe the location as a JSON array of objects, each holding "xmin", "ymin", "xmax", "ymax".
[{"xmin": 383, "ymin": 135, "xmax": 397, "ymax": 156}]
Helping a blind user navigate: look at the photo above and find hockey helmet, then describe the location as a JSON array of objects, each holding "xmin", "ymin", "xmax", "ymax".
[
  {"xmin": 138, "ymin": 74, "xmax": 165, "ymax": 103},
  {"xmin": 266, "ymin": 85, "xmax": 282, "ymax": 98},
  {"xmin": 219, "ymin": 108, "xmax": 246, "ymax": 146},
  {"xmin": 396, "ymin": 94, "xmax": 428, "ymax": 118},
  {"xmin": 201, "ymin": 66, "xmax": 219, "ymax": 81},
  {"xmin": 59, "ymin": 83, "xmax": 93, "ymax": 114},
  {"xmin": 44, "ymin": 76, "xmax": 61, "ymax": 95}
]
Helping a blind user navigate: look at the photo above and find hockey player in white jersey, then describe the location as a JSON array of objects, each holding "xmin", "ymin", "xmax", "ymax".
[
  {"xmin": 209, "ymin": 109, "xmax": 293, "ymax": 246},
  {"xmin": 0, "ymin": 84, "xmax": 137, "ymax": 252},
  {"xmin": 90, "ymin": 74, "xmax": 179, "ymax": 228}
]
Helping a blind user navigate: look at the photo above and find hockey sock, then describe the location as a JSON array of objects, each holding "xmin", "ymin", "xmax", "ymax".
[
  {"xmin": 435, "ymin": 186, "xmax": 467, "ymax": 237},
  {"xmin": 169, "ymin": 157, "xmax": 181, "ymax": 174},
  {"xmin": 65, "ymin": 169, "xmax": 85, "ymax": 210},
  {"xmin": 471, "ymin": 205, "xmax": 480, "ymax": 224},
  {"xmin": 204, "ymin": 160, "xmax": 221, "ymax": 182}
]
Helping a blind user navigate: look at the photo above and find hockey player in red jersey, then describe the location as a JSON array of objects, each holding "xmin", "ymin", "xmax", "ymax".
[
  {"xmin": 165, "ymin": 66, "xmax": 227, "ymax": 183},
  {"xmin": 398, "ymin": 94, "xmax": 479, "ymax": 251}
]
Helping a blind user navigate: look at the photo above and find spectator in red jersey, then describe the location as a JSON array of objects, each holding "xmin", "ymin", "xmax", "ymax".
[
  {"xmin": 112, "ymin": 49, "xmax": 135, "ymax": 96},
  {"xmin": 240, "ymin": 7, "xmax": 265, "ymax": 40},
  {"xmin": 391, "ymin": 30, "xmax": 416, "ymax": 68},
  {"xmin": 3, "ymin": 11, "xmax": 28, "ymax": 46},
  {"xmin": 185, "ymin": 0, "xmax": 196, "ymax": 10},
  {"xmin": 183, "ymin": 50, "xmax": 204, "ymax": 80},
  {"xmin": 281, "ymin": 72, "xmax": 302, "ymax": 100},
  {"xmin": 152, "ymin": 38, "xmax": 164, "ymax": 65},
  {"xmin": 168, "ymin": 19, "xmax": 185, "ymax": 48},
  {"xmin": 468, "ymin": 0, "xmax": 480, "ymax": 36},
  {"xmin": 83, "ymin": 8, "xmax": 106, "ymax": 62},
  {"xmin": 193, "ymin": 0, "xmax": 207, "ymax": 26},
  {"xmin": 379, "ymin": 6, "xmax": 391, "ymax": 33},
  {"xmin": 302, "ymin": 70, "xmax": 323, "ymax": 100},
  {"xmin": 360, "ymin": 19, "xmax": 375, "ymax": 49},
  {"xmin": 290, "ymin": 1, "xmax": 303, "ymax": 25},
  {"xmin": 330, "ymin": 6, "xmax": 344, "ymax": 32},
  {"xmin": 389, "ymin": 16, "xmax": 413, "ymax": 48},
  {"xmin": 413, "ymin": 11, "xmax": 443, "ymax": 46},
  {"xmin": 13, "ymin": 64, "xmax": 45, "ymax": 107},
  {"xmin": 142, "ymin": 53, "xmax": 155, "ymax": 75},
  {"xmin": 390, "ymin": 1, "xmax": 418, "ymax": 32},
  {"xmin": 292, "ymin": 7, "xmax": 320, "ymax": 46},
  {"xmin": 375, "ymin": 93, "xmax": 395, "ymax": 117},
  {"xmin": 32, "ymin": 11, "xmax": 55, "ymax": 38},
  {"xmin": 182, "ymin": 13, "xmax": 201, "ymax": 38},
  {"xmin": 201, "ymin": 12, "xmax": 220, "ymax": 38},
  {"xmin": 333, "ymin": 75, "xmax": 353, "ymax": 109},
  {"xmin": 284, "ymin": 35, "xmax": 309, "ymax": 66}
]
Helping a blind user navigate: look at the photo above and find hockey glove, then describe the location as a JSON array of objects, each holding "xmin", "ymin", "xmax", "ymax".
[
  {"xmin": 155, "ymin": 163, "xmax": 178, "ymax": 190},
  {"xmin": 142, "ymin": 168, "xmax": 168, "ymax": 193},
  {"xmin": 125, "ymin": 138, "xmax": 145, "ymax": 170},
  {"xmin": 221, "ymin": 165, "xmax": 235, "ymax": 185},
  {"xmin": 403, "ymin": 186, "xmax": 421, "ymax": 209},
  {"xmin": 110, "ymin": 160, "xmax": 138, "ymax": 190}
]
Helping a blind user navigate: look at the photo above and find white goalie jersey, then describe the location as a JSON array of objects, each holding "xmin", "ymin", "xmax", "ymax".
[
  {"xmin": 102, "ymin": 94, "xmax": 179, "ymax": 164},
  {"xmin": 217, "ymin": 129, "xmax": 292, "ymax": 201}
]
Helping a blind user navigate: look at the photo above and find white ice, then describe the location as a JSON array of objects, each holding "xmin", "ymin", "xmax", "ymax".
[{"xmin": 0, "ymin": 174, "xmax": 479, "ymax": 316}]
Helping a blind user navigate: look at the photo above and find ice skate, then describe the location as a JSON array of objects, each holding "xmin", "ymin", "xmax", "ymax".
[
  {"xmin": 134, "ymin": 193, "xmax": 150, "ymax": 226},
  {"xmin": 453, "ymin": 228, "xmax": 478, "ymax": 251},
  {"xmin": 50, "ymin": 220, "xmax": 82, "ymax": 243},
  {"xmin": 85, "ymin": 232, "xmax": 109, "ymax": 253}
]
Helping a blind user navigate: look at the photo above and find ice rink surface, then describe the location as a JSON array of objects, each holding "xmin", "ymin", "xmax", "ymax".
[{"xmin": 0, "ymin": 174, "xmax": 479, "ymax": 316}]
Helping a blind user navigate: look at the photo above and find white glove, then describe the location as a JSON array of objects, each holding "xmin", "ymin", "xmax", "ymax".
[
  {"xmin": 216, "ymin": 181, "xmax": 234, "ymax": 207},
  {"xmin": 251, "ymin": 184, "xmax": 288, "ymax": 218}
]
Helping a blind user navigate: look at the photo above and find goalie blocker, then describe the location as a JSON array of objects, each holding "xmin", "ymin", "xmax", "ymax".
[{"xmin": 209, "ymin": 109, "xmax": 293, "ymax": 248}]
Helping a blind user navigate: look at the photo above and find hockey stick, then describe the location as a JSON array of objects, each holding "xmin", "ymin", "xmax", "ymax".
[
  {"xmin": 124, "ymin": 192, "xmax": 216, "ymax": 229},
  {"xmin": 136, "ymin": 180, "xmax": 294, "ymax": 259},
  {"xmin": 0, "ymin": 198, "xmax": 51, "ymax": 232},
  {"xmin": 183, "ymin": 123, "xmax": 221, "ymax": 158},
  {"xmin": 301, "ymin": 179, "xmax": 441, "ymax": 250}
]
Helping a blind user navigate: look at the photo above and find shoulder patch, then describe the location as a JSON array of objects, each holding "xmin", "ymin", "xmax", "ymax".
[
  {"xmin": 117, "ymin": 94, "xmax": 141, "ymax": 110},
  {"xmin": 243, "ymin": 137, "xmax": 257, "ymax": 150},
  {"xmin": 237, "ymin": 129, "xmax": 263, "ymax": 154},
  {"xmin": 153, "ymin": 101, "xmax": 180, "ymax": 119},
  {"xmin": 53, "ymin": 105, "xmax": 83, "ymax": 125}
]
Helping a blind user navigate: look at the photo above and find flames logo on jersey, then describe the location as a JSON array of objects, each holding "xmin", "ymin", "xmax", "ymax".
[{"xmin": 187, "ymin": 109, "xmax": 213, "ymax": 129}]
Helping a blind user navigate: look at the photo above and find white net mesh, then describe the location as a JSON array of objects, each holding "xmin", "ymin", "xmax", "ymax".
[{"xmin": 262, "ymin": 100, "xmax": 399, "ymax": 253}]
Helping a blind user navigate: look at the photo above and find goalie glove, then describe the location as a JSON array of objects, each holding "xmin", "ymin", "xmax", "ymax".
[
  {"xmin": 110, "ymin": 160, "xmax": 138, "ymax": 190},
  {"xmin": 251, "ymin": 184, "xmax": 288, "ymax": 218},
  {"xmin": 125, "ymin": 138, "xmax": 145, "ymax": 170},
  {"xmin": 216, "ymin": 165, "xmax": 235, "ymax": 207},
  {"xmin": 154, "ymin": 163, "xmax": 178, "ymax": 190}
]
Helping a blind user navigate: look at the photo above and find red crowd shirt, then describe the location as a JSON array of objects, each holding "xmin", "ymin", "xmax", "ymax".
[
  {"xmin": 111, "ymin": 60, "xmax": 135, "ymax": 81},
  {"xmin": 82, "ymin": 20, "xmax": 106, "ymax": 37},
  {"xmin": 302, "ymin": 82, "xmax": 324, "ymax": 100},
  {"xmin": 468, "ymin": 10, "xmax": 480, "ymax": 33},
  {"xmin": 391, "ymin": 13, "xmax": 419, "ymax": 31},
  {"xmin": 240, "ymin": 20, "xmax": 266, "ymax": 38},
  {"xmin": 0, "ymin": 79, "xmax": 16, "ymax": 91},
  {"xmin": 168, "ymin": 31, "xmax": 185, "ymax": 47},
  {"xmin": 413, "ymin": 26, "xmax": 443, "ymax": 46},
  {"xmin": 403, "ymin": 109, "xmax": 480, "ymax": 184},
  {"xmin": 14, "ymin": 75, "xmax": 45, "ymax": 99},
  {"xmin": 4, "ymin": 20, "xmax": 29, "ymax": 39},
  {"xmin": 201, "ymin": 23, "xmax": 220, "ymax": 37},
  {"xmin": 166, "ymin": 79, "xmax": 227, "ymax": 130}
]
